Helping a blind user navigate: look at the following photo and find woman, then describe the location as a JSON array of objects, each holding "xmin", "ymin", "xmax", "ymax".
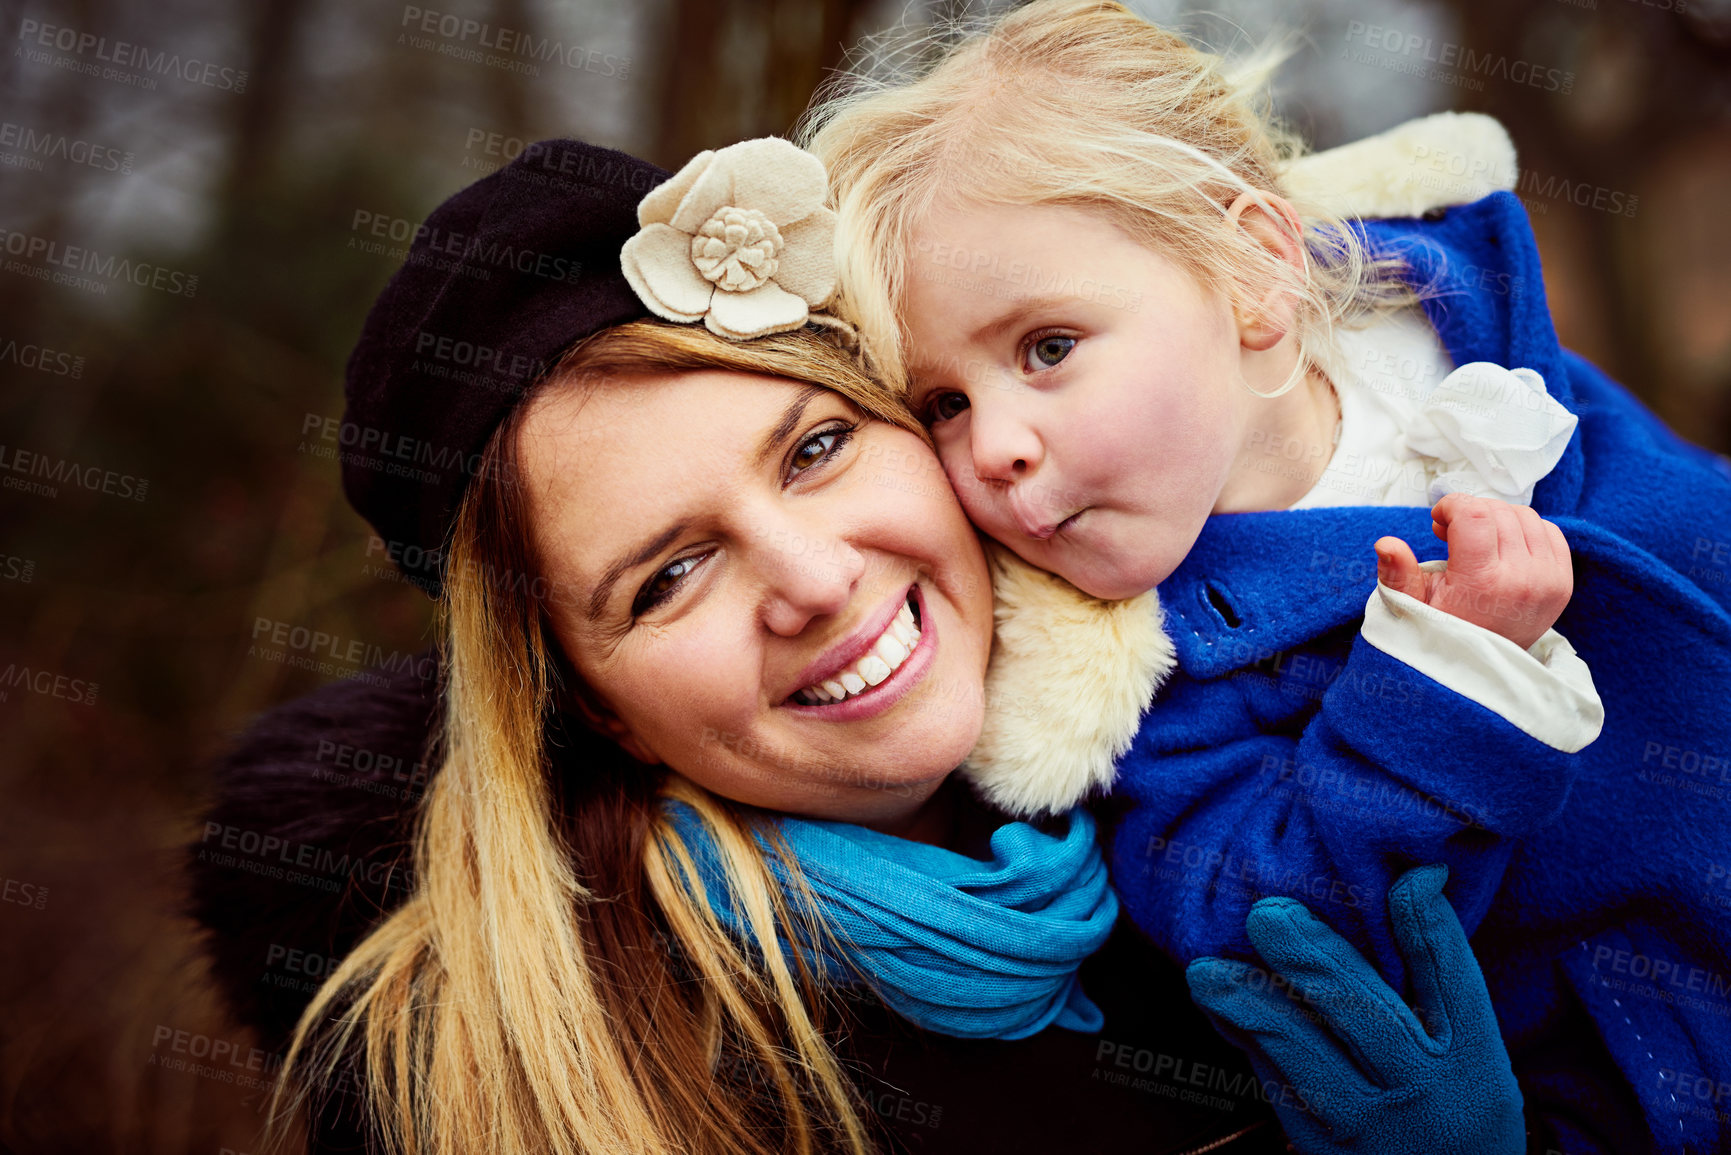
[{"xmin": 189, "ymin": 136, "xmax": 1529, "ymax": 1155}]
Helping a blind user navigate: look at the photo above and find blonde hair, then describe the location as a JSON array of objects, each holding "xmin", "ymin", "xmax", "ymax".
[
  {"xmin": 801, "ymin": 0, "xmax": 1413, "ymax": 398},
  {"xmin": 266, "ymin": 322, "xmax": 919, "ymax": 1155}
]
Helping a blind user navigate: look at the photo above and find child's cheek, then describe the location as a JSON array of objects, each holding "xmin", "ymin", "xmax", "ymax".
[{"xmin": 935, "ymin": 443, "xmax": 994, "ymax": 529}]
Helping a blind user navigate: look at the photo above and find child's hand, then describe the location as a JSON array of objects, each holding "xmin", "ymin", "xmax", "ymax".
[{"xmin": 1373, "ymin": 493, "xmax": 1572, "ymax": 650}]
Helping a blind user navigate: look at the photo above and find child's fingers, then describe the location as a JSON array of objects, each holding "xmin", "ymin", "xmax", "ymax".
[
  {"xmin": 1513, "ymin": 504, "xmax": 1553, "ymax": 562},
  {"xmin": 1428, "ymin": 492, "xmax": 1467, "ymax": 542},
  {"xmin": 1429, "ymin": 492, "xmax": 1479, "ymax": 538},
  {"xmin": 1539, "ymin": 516, "xmax": 1573, "ymax": 606},
  {"xmin": 1490, "ymin": 501, "xmax": 1533, "ymax": 567},
  {"xmin": 1431, "ymin": 495, "xmax": 1500, "ymax": 569},
  {"xmin": 1516, "ymin": 505, "xmax": 1557, "ymax": 561},
  {"xmin": 1506, "ymin": 505, "xmax": 1573, "ymax": 603},
  {"xmin": 1374, "ymin": 537, "xmax": 1426, "ymax": 600},
  {"xmin": 1543, "ymin": 517, "xmax": 1571, "ymax": 568}
]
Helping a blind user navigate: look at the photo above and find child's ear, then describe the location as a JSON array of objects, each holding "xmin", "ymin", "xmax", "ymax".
[{"xmin": 1223, "ymin": 192, "xmax": 1307, "ymax": 353}]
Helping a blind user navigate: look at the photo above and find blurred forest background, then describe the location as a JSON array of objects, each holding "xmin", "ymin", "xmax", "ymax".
[{"xmin": 1, "ymin": 0, "xmax": 1728, "ymax": 1150}]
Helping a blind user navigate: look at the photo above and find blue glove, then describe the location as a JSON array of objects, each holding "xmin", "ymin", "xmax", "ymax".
[{"xmin": 1185, "ymin": 865, "xmax": 1525, "ymax": 1155}]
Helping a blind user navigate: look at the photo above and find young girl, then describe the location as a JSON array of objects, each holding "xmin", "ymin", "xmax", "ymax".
[{"xmin": 805, "ymin": 4, "xmax": 1731, "ymax": 1153}]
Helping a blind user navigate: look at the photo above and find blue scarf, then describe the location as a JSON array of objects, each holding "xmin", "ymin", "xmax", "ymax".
[{"xmin": 661, "ymin": 799, "xmax": 1118, "ymax": 1040}]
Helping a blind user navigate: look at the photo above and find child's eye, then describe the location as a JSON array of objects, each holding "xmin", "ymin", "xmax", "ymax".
[
  {"xmin": 632, "ymin": 555, "xmax": 705, "ymax": 617},
  {"xmin": 924, "ymin": 391, "xmax": 970, "ymax": 424},
  {"xmin": 1022, "ymin": 334, "xmax": 1076, "ymax": 372}
]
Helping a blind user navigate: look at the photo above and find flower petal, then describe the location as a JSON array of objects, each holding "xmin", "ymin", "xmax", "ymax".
[
  {"xmin": 669, "ymin": 137, "xmax": 826, "ymax": 232},
  {"xmin": 704, "ymin": 281, "xmax": 809, "ymax": 340},
  {"xmin": 637, "ymin": 150, "xmax": 712, "ymax": 227},
  {"xmin": 773, "ymin": 209, "xmax": 838, "ymax": 307},
  {"xmin": 621, "ymin": 224, "xmax": 713, "ymax": 322}
]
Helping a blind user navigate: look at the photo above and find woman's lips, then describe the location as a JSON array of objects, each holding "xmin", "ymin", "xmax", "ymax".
[
  {"xmin": 782, "ymin": 585, "xmax": 936, "ymax": 722},
  {"xmin": 785, "ymin": 584, "xmax": 914, "ymax": 698},
  {"xmin": 792, "ymin": 596, "xmax": 920, "ymax": 704}
]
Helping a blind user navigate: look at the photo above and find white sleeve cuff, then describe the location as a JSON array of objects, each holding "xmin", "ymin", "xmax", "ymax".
[{"xmin": 1360, "ymin": 561, "xmax": 1604, "ymax": 753}]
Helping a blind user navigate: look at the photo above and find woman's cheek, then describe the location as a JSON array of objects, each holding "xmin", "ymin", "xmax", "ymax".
[
  {"xmin": 854, "ymin": 432, "xmax": 989, "ymax": 612},
  {"xmin": 854, "ymin": 428, "xmax": 947, "ymax": 496},
  {"xmin": 608, "ymin": 618, "xmax": 763, "ymax": 768}
]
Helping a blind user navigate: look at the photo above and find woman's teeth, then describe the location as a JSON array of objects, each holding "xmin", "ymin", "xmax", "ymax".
[{"xmin": 794, "ymin": 599, "xmax": 921, "ymax": 706}]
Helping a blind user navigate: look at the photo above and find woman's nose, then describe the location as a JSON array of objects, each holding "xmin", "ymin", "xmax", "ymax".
[
  {"xmin": 968, "ymin": 393, "xmax": 1043, "ymax": 484},
  {"xmin": 754, "ymin": 521, "xmax": 867, "ymax": 637}
]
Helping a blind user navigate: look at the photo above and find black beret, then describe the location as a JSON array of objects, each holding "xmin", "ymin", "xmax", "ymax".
[{"xmin": 341, "ymin": 140, "xmax": 670, "ymax": 596}]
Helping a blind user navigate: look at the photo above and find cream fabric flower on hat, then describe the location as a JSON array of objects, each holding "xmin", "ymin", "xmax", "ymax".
[{"xmin": 621, "ymin": 137, "xmax": 838, "ymax": 340}]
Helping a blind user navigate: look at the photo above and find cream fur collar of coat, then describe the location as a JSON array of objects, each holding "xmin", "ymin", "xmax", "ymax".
[{"xmin": 961, "ymin": 111, "xmax": 1518, "ymax": 817}]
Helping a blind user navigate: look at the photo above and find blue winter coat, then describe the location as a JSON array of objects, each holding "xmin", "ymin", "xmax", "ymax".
[{"xmin": 1107, "ymin": 191, "xmax": 1731, "ymax": 1155}]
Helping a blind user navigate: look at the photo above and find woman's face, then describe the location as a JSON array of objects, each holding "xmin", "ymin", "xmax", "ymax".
[{"xmin": 520, "ymin": 369, "xmax": 995, "ymax": 830}]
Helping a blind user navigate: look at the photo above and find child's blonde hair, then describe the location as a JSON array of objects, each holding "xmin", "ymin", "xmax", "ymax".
[{"xmin": 801, "ymin": 0, "xmax": 1413, "ymax": 397}]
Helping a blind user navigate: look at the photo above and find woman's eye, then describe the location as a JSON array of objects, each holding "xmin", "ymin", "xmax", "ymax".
[
  {"xmin": 632, "ymin": 555, "xmax": 702, "ymax": 616},
  {"xmin": 1023, "ymin": 335, "xmax": 1076, "ymax": 372},
  {"xmin": 926, "ymin": 391, "xmax": 970, "ymax": 424},
  {"xmin": 791, "ymin": 432, "xmax": 838, "ymax": 472},
  {"xmin": 788, "ymin": 424, "xmax": 853, "ymax": 477}
]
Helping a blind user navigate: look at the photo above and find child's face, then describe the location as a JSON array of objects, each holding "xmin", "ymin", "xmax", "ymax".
[{"xmin": 901, "ymin": 200, "xmax": 1267, "ymax": 600}]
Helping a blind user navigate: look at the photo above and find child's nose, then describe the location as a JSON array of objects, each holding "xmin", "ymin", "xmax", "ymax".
[{"xmin": 969, "ymin": 400, "xmax": 1043, "ymax": 483}]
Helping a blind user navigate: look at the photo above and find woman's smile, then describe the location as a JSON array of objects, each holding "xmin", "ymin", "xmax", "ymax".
[{"xmin": 783, "ymin": 582, "xmax": 935, "ymax": 720}]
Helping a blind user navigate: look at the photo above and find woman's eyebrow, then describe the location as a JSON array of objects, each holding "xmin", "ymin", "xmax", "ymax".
[
  {"xmin": 587, "ymin": 521, "xmax": 688, "ymax": 622},
  {"xmin": 752, "ymin": 383, "xmax": 827, "ymax": 469}
]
